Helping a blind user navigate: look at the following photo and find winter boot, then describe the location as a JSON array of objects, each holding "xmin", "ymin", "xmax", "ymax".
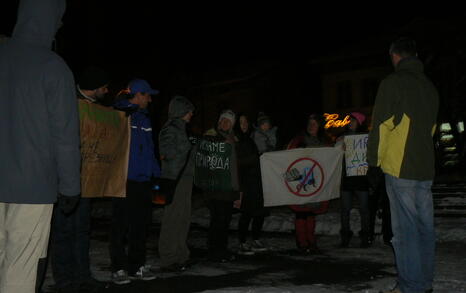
[{"xmin": 238, "ymin": 241, "xmax": 255, "ymax": 256}]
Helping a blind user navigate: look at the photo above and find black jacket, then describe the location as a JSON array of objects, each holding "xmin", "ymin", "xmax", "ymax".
[{"xmin": 236, "ymin": 131, "xmax": 267, "ymax": 215}]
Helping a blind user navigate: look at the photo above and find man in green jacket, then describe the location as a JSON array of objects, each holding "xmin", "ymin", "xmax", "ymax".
[{"xmin": 367, "ymin": 38, "xmax": 438, "ymax": 293}]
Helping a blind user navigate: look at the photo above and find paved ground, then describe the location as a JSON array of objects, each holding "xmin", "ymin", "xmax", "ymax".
[
  {"xmin": 41, "ymin": 214, "xmax": 466, "ymax": 293},
  {"xmin": 40, "ymin": 181, "xmax": 466, "ymax": 292}
]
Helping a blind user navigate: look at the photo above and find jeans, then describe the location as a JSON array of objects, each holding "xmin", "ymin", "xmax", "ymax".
[
  {"xmin": 340, "ymin": 190, "xmax": 370, "ymax": 236},
  {"xmin": 50, "ymin": 198, "xmax": 91, "ymax": 288},
  {"xmin": 385, "ymin": 174, "xmax": 435, "ymax": 293}
]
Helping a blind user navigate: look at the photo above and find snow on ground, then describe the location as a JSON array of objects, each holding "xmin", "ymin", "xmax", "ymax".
[
  {"xmin": 186, "ymin": 204, "xmax": 466, "ymax": 242},
  {"xmin": 42, "ymin": 198, "xmax": 466, "ymax": 293}
]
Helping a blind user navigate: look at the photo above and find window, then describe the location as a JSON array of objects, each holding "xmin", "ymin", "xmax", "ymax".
[
  {"xmin": 457, "ymin": 121, "xmax": 464, "ymax": 133},
  {"xmin": 440, "ymin": 123, "xmax": 452, "ymax": 132}
]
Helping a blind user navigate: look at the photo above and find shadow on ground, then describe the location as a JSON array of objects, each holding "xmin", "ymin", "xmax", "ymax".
[{"xmin": 95, "ymin": 247, "xmax": 394, "ymax": 293}]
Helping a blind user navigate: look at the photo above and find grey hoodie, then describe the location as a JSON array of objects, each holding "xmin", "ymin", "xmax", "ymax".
[
  {"xmin": 252, "ymin": 126, "xmax": 278, "ymax": 154},
  {"xmin": 0, "ymin": 0, "xmax": 81, "ymax": 203},
  {"xmin": 159, "ymin": 96, "xmax": 195, "ymax": 179}
]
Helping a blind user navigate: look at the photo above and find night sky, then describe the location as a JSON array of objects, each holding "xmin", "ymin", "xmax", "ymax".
[
  {"xmin": 1, "ymin": 1, "xmax": 416, "ymax": 78},
  {"xmin": 2, "ymin": 2, "xmax": 452, "ymax": 138}
]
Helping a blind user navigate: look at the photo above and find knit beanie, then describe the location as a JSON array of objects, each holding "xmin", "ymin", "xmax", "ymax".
[
  {"xmin": 218, "ymin": 109, "xmax": 236, "ymax": 126},
  {"xmin": 257, "ymin": 112, "xmax": 271, "ymax": 127},
  {"xmin": 350, "ymin": 112, "xmax": 366, "ymax": 126},
  {"xmin": 77, "ymin": 66, "xmax": 110, "ymax": 90}
]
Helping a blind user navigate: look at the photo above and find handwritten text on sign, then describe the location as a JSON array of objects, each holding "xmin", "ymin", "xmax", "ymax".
[
  {"xmin": 194, "ymin": 139, "xmax": 233, "ymax": 191},
  {"xmin": 344, "ymin": 134, "xmax": 368, "ymax": 176},
  {"xmin": 78, "ymin": 100, "xmax": 130, "ymax": 197}
]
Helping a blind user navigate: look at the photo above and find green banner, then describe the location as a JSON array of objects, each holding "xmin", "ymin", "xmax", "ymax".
[{"xmin": 194, "ymin": 138, "xmax": 233, "ymax": 191}]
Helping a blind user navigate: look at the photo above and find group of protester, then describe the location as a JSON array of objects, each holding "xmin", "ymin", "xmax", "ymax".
[{"xmin": 0, "ymin": 1, "xmax": 439, "ymax": 293}]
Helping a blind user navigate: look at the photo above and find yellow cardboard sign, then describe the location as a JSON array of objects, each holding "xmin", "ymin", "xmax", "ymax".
[{"xmin": 79, "ymin": 100, "xmax": 130, "ymax": 198}]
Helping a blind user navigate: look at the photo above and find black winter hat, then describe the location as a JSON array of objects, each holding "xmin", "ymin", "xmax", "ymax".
[
  {"xmin": 77, "ymin": 66, "xmax": 110, "ymax": 90},
  {"xmin": 308, "ymin": 113, "xmax": 324, "ymax": 125},
  {"xmin": 257, "ymin": 112, "xmax": 271, "ymax": 126}
]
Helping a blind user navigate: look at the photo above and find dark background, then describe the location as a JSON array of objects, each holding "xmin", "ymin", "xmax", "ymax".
[
  {"xmin": 1, "ymin": 2, "xmax": 459, "ymax": 140},
  {"xmin": 0, "ymin": 2, "xmax": 416, "ymax": 86}
]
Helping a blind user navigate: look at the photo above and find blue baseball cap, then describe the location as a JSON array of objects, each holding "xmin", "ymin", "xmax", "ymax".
[{"xmin": 128, "ymin": 79, "xmax": 159, "ymax": 95}]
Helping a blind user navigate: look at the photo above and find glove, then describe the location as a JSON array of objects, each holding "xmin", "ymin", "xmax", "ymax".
[
  {"xmin": 58, "ymin": 193, "xmax": 80, "ymax": 214},
  {"xmin": 367, "ymin": 166, "xmax": 383, "ymax": 193}
]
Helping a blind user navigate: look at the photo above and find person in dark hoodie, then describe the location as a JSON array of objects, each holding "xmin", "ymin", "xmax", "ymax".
[
  {"xmin": 234, "ymin": 114, "xmax": 269, "ymax": 255},
  {"xmin": 110, "ymin": 79, "xmax": 161, "ymax": 285},
  {"xmin": 0, "ymin": 1, "xmax": 81, "ymax": 293},
  {"xmin": 158, "ymin": 96, "xmax": 195, "ymax": 271},
  {"xmin": 49, "ymin": 66, "xmax": 110, "ymax": 293}
]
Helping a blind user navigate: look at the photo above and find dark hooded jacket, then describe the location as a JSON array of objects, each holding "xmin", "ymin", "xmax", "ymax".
[
  {"xmin": 236, "ymin": 125, "xmax": 267, "ymax": 216},
  {"xmin": 0, "ymin": 0, "xmax": 81, "ymax": 204},
  {"xmin": 367, "ymin": 57, "xmax": 439, "ymax": 180},
  {"xmin": 159, "ymin": 96, "xmax": 195, "ymax": 179}
]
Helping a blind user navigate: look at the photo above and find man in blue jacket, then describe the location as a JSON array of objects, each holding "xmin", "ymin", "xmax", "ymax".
[
  {"xmin": 0, "ymin": 1, "xmax": 81, "ymax": 292},
  {"xmin": 110, "ymin": 79, "xmax": 161, "ymax": 285}
]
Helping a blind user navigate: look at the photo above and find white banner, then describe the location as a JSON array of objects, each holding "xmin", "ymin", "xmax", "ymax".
[
  {"xmin": 344, "ymin": 134, "xmax": 368, "ymax": 177},
  {"xmin": 260, "ymin": 147, "xmax": 343, "ymax": 207}
]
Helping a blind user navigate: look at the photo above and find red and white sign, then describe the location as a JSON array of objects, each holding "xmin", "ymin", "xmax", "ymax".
[
  {"xmin": 260, "ymin": 147, "xmax": 343, "ymax": 207},
  {"xmin": 284, "ymin": 157, "xmax": 324, "ymax": 196}
]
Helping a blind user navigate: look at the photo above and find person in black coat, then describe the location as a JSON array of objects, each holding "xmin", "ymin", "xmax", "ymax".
[
  {"xmin": 234, "ymin": 114, "xmax": 270, "ymax": 255},
  {"xmin": 336, "ymin": 112, "xmax": 371, "ymax": 248}
]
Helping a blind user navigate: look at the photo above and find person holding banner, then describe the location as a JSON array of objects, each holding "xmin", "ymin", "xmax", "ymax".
[
  {"xmin": 336, "ymin": 112, "xmax": 371, "ymax": 248},
  {"xmin": 50, "ymin": 66, "xmax": 110, "ymax": 293},
  {"xmin": 200, "ymin": 109, "xmax": 240, "ymax": 263},
  {"xmin": 287, "ymin": 114, "xmax": 330, "ymax": 254},
  {"xmin": 110, "ymin": 79, "xmax": 161, "ymax": 284},
  {"xmin": 158, "ymin": 96, "xmax": 195, "ymax": 272},
  {"xmin": 234, "ymin": 114, "xmax": 270, "ymax": 255}
]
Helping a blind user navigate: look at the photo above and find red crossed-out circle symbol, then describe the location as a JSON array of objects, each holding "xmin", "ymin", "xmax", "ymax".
[{"xmin": 284, "ymin": 157, "xmax": 324, "ymax": 197}]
